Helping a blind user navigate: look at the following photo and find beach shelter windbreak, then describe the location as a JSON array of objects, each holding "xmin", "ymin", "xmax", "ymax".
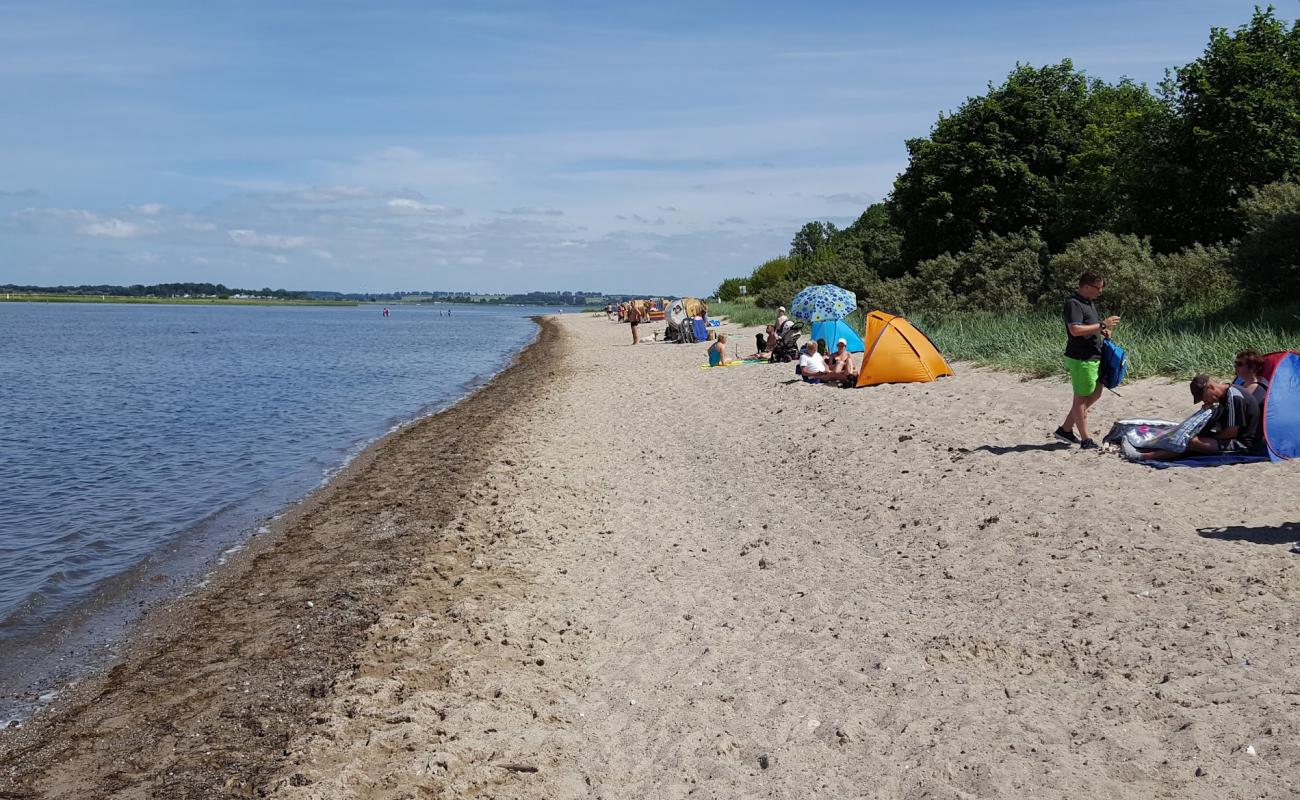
[
  {"xmin": 1265, "ymin": 351, "xmax": 1300, "ymax": 461},
  {"xmin": 811, "ymin": 319, "xmax": 865, "ymax": 353},
  {"xmin": 855, "ymin": 311, "xmax": 954, "ymax": 387}
]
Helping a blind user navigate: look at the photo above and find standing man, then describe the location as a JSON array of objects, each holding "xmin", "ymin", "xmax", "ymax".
[
  {"xmin": 1056, "ymin": 272, "xmax": 1120, "ymax": 449},
  {"xmin": 627, "ymin": 299, "xmax": 642, "ymax": 345}
]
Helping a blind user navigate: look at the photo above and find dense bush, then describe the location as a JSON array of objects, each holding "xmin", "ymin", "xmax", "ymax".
[
  {"xmin": 1156, "ymin": 243, "xmax": 1239, "ymax": 310},
  {"xmin": 1044, "ymin": 232, "xmax": 1164, "ymax": 314},
  {"xmin": 1235, "ymin": 180, "xmax": 1300, "ymax": 296}
]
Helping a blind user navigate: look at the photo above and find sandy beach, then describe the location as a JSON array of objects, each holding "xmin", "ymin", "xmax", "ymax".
[{"xmin": 4, "ymin": 312, "xmax": 1299, "ymax": 799}]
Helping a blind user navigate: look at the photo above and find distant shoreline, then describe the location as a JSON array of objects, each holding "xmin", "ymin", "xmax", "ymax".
[{"xmin": 0, "ymin": 294, "xmax": 357, "ymax": 307}]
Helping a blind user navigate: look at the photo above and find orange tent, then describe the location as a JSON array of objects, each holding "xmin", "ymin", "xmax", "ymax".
[{"xmin": 855, "ymin": 311, "xmax": 954, "ymax": 387}]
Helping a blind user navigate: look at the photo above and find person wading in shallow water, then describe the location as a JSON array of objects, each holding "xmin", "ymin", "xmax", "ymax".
[{"xmin": 1055, "ymin": 272, "xmax": 1120, "ymax": 449}]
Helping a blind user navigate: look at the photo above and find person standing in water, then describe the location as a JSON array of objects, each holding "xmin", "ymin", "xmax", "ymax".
[{"xmin": 1056, "ymin": 272, "xmax": 1120, "ymax": 449}]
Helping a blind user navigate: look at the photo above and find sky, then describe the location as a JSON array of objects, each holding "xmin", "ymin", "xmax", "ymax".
[{"xmin": 0, "ymin": 0, "xmax": 1276, "ymax": 295}]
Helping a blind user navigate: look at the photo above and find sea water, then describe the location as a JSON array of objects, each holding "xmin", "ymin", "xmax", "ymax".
[{"xmin": 0, "ymin": 301, "xmax": 547, "ymax": 718}]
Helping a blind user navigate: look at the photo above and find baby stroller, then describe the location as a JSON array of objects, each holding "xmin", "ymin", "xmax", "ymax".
[{"xmin": 769, "ymin": 320, "xmax": 802, "ymax": 363}]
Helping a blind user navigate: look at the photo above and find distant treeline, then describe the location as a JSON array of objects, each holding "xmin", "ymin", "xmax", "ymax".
[
  {"xmin": 718, "ymin": 8, "xmax": 1300, "ymax": 318},
  {"xmin": 316, "ymin": 290, "xmax": 609, "ymax": 305},
  {"xmin": 3, "ymin": 284, "xmax": 619, "ymax": 306},
  {"xmin": 3, "ymin": 282, "xmax": 310, "ymax": 300}
]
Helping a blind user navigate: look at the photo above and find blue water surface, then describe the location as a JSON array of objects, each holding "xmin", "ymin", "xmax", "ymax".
[{"xmin": 0, "ymin": 302, "xmax": 545, "ymax": 641}]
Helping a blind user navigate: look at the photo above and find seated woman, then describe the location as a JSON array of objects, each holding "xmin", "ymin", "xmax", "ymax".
[
  {"xmin": 708, "ymin": 333, "xmax": 729, "ymax": 367},
  {"xmin": 828, "ymin": 338, "xmax": 857, "ymax": 378},
  {"xmin": 1233, "ymin": 349, "xmax": 1270, "ymax": 406},
  {"xmin": 749, "ymin": 325, "xmax": 777, "ymax": 359},
  {"xmin": 1123, "ymin": 374, "xmax": 1264, "ymax": 461}
]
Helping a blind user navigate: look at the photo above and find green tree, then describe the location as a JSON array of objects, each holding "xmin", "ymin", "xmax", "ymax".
[
  {"xmin": 748, "ymin": 256, "xmax": 800, "ymax": 294},
  {"xmin": 831, "ymin": 203, "xmax": 907, "ymax": 278},
  {"xmin": 890, "ymin": 61, "xmax": 1095, "ymax": 264},
  {"xmin": 1166, "ymin": 8, "xmax": 1300, "ymax": 245},
  {"xmin": 790, "ymin": 221, "xmax": 839, "ymax": 259},
  {"xmin": 714, "ymin": 277, "xmax": 747, "ymax": 301},
  {"xmin": 1054, "ymin": 79, "xmax": 1170, "ymax": 244}
]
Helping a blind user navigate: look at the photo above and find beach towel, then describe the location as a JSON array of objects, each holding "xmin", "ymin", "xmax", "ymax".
[
  {"xmin": 1111, "ymin": 407, "xmax": 1213, "ymax": 454},
  {"xmin": 698, "ymin": 358, "xmax": 768, "ymax": 369},
  {"xmin": 1143, "ymin": 455, "xmax": 1270, "ymax": 469}
]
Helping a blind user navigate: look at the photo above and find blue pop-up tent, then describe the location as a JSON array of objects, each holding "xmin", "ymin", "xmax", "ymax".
[
  {"xmin": 1266, "ymin": 351, "xmax": 1300, "ymax": 461},
  {"xmin": 810, "ymin": 319, "xmax": 864, "ymax": 353}
]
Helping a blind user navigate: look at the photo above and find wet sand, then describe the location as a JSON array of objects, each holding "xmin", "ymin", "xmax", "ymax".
[{"xmin": 4, "ymin": 312, "xmax": 1300, "ymax": 799}]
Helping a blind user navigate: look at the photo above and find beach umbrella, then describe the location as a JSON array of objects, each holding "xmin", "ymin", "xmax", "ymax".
[{"xmin": 789, "ymin": 284, "xmax": 857, "ymax": 323}]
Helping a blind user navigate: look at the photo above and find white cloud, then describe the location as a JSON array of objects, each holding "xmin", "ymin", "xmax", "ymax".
[
  {"xmin": 386, "ymin": 197, "xmax": 461, "ymax": 216},
  {"xmin": 227, "ymin": 229, "xmax": 310, "ymax": 250},
  {"xmin": 818, "ymin": 192, "xmax": 874, "ymax": 205},
  {"xmin": 134, "ymin": 203, "xmax": 166, "ymax": 215},
  {"xmin": 82, "ymin": 218, "xmax": 144, "ymax": 238},
  {"xmin": 499, "ymin": 206, "xmax": 564, "ymax": 216}
]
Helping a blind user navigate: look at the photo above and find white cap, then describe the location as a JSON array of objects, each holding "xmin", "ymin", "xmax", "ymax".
[
  {"xmin": 837, "ymin": 338, "xmax": 847, "ymax": 346},
  {"xmin": 778, "ymin": 306, "xmax": 786, "ymax": 312}
]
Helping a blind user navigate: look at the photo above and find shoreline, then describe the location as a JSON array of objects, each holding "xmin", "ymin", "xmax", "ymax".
[
  {"xmin": 0, "ymin": 318, "xmax": 542, "ymax": 728},
  {"xmin": 0, "ymin": 316, "xmax": 564, "ymax": 798}
]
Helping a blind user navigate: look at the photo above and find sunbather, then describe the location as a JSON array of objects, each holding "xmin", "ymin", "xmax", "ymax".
[
  {"xmin": 708, "ymin": 334, "xmax": 729, "ymax": 367},
  {"xmin": 1122, "ymin": 374, "xmax": 1263, "ymax": 461},
  {"xmin": 829, "ymin": 338, "xmax": 857, "ymax": 378}
]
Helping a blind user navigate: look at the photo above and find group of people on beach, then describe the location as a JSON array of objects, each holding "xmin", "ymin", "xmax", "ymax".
[{"xmin": 1053, "ymin": 271, "xmax": 1270, "ymax": 462}]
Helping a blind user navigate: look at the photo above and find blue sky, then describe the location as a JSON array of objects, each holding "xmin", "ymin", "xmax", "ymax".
[{"xmin": 0, "ymin": 0, "xmax": 1275, "ymax": 295}]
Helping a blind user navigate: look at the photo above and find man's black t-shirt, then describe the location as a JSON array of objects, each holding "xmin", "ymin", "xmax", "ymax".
[
  {"xmin": 1063, "ymin": 292, "xmax": 1103, "ymax": 361},
  {"xmin": 1209, "ymin": 385, "xmax": 1262, "ymax": 452}
]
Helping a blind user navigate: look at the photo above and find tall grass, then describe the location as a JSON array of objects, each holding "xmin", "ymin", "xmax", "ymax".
[
  {"xmin": 710, "ymin": 299, "xmax": 777, "ymax": 327},
  {"xmin": 912, "ymin": 305, "xmax": 1300, "ymax": 379}
]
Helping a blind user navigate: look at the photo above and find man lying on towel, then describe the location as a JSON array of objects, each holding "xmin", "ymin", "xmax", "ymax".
[{"xmin": 1122, "ymin": 373, "xmax": 1263, "ymax": 462}]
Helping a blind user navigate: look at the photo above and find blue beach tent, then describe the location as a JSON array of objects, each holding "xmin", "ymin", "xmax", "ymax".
[
  {"xmin": 1266, "ymin": 351, "xmax": 1300, "ymax": 461},
  {"xmin": 810, "ymin": 319, "xmax": 864, "ymax": 353}
]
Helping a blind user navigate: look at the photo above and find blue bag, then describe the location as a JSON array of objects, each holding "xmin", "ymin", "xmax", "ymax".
[{"xmin": 1100, "ymin": 338, "xmax": 1129, "ymax": 390}]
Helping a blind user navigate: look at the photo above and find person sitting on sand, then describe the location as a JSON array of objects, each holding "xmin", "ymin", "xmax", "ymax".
[
  {"xmin": 776, "ymin": 306, "xmax": 789, "ymax": 331},
  {"xmin": 1233, "ymin": 349, "xmax": 1270, "ymax": 406},
  {"xmin": 750, "ymin": 325, "xmax": 777, "ymax": 359},
  {"xmin": 708, "ymin": 334, "xmax": 729, "ymax": 367},
  {"xmin": 797, "ymin": 342, "xmax": 854, "ymax": 385},
  {"xmin": 1122, "ymin": 374, "xmax": 1263, "ymax": 462},
  {"xmin": 829, "ymin": 338, "xmax": 857, "ymax": 378}
]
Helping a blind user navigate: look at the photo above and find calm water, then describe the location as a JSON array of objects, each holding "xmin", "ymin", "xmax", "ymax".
[{"xmin": 0, "ymin": 302, "xmax": 543, "ymax": 657}]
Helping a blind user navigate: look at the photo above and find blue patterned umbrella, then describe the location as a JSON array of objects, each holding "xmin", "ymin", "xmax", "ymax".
[{"xmin": 789, "ymin": 284, "xmax": 857, "ymax": 323}]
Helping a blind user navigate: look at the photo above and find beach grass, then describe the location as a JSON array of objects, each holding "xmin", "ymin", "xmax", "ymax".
[
  {"xmin": 912, "ymin": 305, "xmax": 1300, "ymax": 379},
  {"xmin": 0, "ymin": 294, "xmax": 356, "ymax": 307},
  {"xmin": 710, "ymin": 300, "xmax": 777, "ymax": 327}
]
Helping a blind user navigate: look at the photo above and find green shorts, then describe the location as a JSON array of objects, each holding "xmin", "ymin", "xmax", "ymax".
[{"xmin": 1065, "ymin": 357, "xmax": 1100, "ymax": 396}]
